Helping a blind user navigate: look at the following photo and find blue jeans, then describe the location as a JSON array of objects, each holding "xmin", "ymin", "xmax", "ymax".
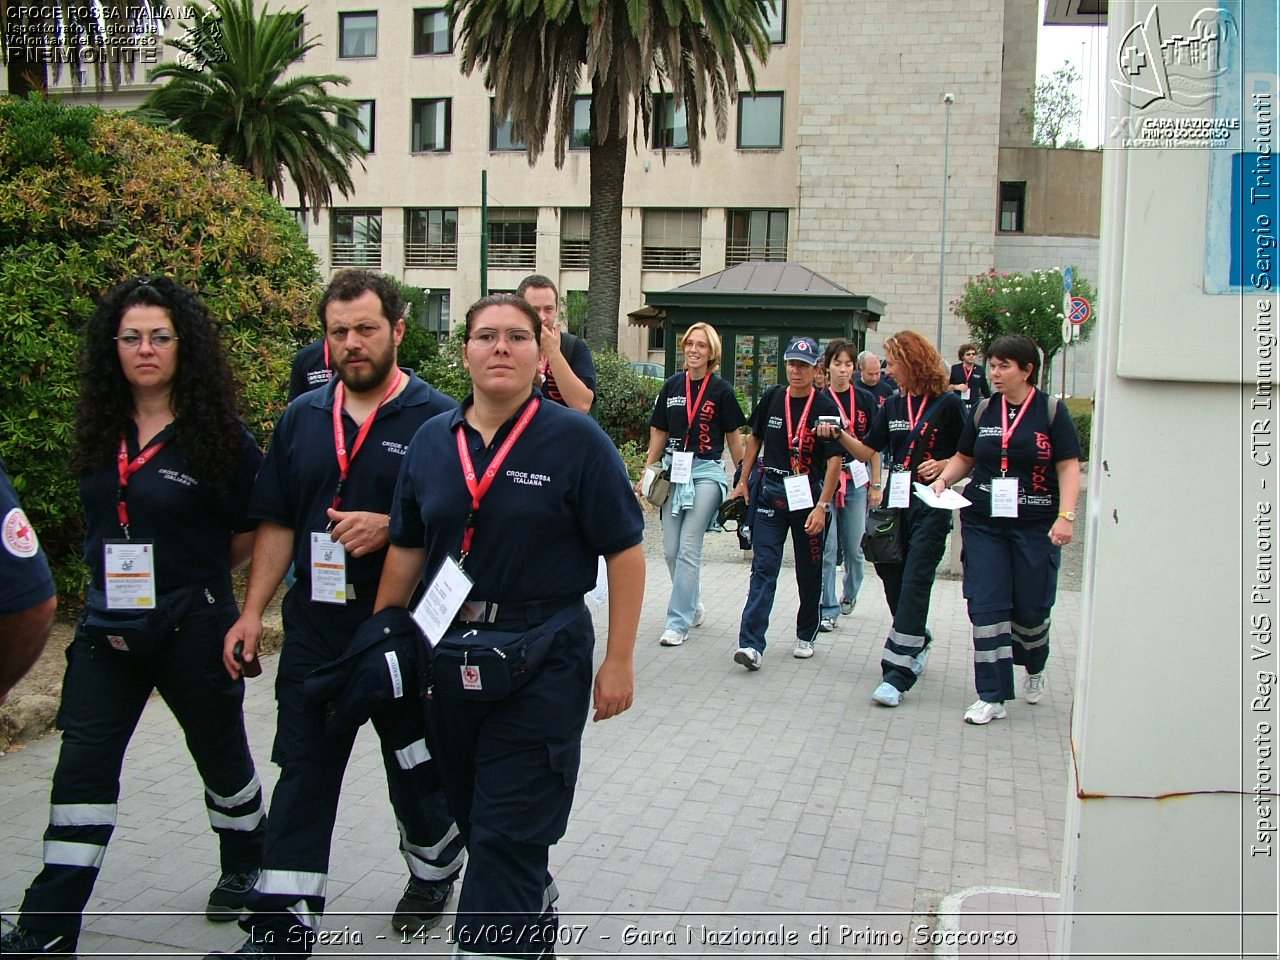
[
  {"xmin": 738, "ymin": 477, "xmax": 826, "ymax": 654},
  {"xmin": 661, "ymin": 478, "xmax": 722, "ymax": 634},
  {"xmin": 821, "ymin": 481, "xmax": 868, "ymax": 618}
]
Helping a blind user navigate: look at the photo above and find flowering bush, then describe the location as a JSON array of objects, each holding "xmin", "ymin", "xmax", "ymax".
[{"xmin": 951, "ymin": 266, "xmax": 1097, "ymax": 374}]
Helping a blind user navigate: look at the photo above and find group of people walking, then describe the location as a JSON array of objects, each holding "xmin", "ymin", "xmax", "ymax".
[{"xmin": 1, "ymin": 267, "xmax": 1080, "ymax": 960}]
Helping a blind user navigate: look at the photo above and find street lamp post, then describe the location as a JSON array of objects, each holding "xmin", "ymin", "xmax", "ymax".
[{"xmin": 936, "ymin": 92, "xmax": 955, "ymax": 351}]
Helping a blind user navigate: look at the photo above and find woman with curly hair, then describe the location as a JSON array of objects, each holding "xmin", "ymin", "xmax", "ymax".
[
  {"xmin": 2, "ymin": 277, "xmax": 267, "ymax": 959},
  {"xmin": 820, "ymin": 330, "xmax": 967, "ymax": 707}
]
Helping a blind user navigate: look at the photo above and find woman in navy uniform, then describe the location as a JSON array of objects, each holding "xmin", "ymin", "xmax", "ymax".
[
  {"xmin": 823, "ymin": 330, "xmax": 967, "ymax": 707},
  {"xmin": 640, "ymin": 322, "xmax": 746, "ymax": 646},
  {"xmin": 2, "ymin": 277, "xmax": 266, "ymax": 958},
  {"xmin": 375, "ymin": 293, "xmax": 644, "ymax": 959},
  {"xmin": 930, "ymin": 334, "xmax": 1081, "ymax": 724}
]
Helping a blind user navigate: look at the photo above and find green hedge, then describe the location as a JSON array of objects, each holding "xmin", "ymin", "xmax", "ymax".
[{"xmin": 0, "ymin": 95, "xmax": 321, "ymax": 592}]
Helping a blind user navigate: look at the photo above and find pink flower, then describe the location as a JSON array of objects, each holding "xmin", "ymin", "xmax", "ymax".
[
  {"xmin": 1001, "ymin": 273, "xmax": 1009, "ymax": 279},
  {"xmin": 987, "ymin": 287, "xmax": 994, "ymax": 294}
]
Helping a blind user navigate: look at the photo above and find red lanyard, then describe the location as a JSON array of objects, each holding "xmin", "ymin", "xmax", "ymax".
[
  {"xmin": 455, "ymin": 398, "xmax": 541, "ymax": 564},
  {"xmin": 963, "ymin": 364, "xmax": 975, "ymax": 388},
  {"xmin": 999, "ymin": 388, "xmax": 1035, "ymax": 475},
  {"xmin": 828, "ymin": 387, "xmax": 854, "ymax": 431},
  {"xmin": 323, "ymin": 340, "xmax": 330, "ymax": 368},
  {"xmin": 683, "ymin": 373, "xmax": 713, "ymax": 450},
  {"xmin": 784, "ymin": 389, "xmax": 816, "ymax": 473},
  {"xmin": 331, "ymin": 371, "xmax": 403, "ymax": 511},
  {"xmin": 900, "ymin": 395, "xmax": 931, "ymax": 472},
  {"xmin": 116, "ymin": 436, "xmax": 169, "ymax": 535}
]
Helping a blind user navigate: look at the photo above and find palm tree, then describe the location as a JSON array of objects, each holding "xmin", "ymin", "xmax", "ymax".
[
  {"xmin": 448, "ymin": 0, "xmax": 772, "ymax": 350},
  {"xmin": 139, "ymin": 0, "xmax": 367, "ymax": 219}
]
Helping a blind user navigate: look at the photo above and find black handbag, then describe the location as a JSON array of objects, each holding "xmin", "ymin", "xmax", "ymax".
[
  {"xmin": 862, "ymin": 505, "xmax": 907, "ymax": 564},
  {"xmin": 80, "ymin": 584, "xmax": 201, "ymax": 656},
  {"xmin": 428, "ymin": 602, "xmax": 586, "ymax": 702}
]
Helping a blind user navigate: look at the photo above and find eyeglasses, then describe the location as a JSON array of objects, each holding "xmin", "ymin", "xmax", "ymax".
[
  {"xmin": 468, "ymin": 328, "xmax": 537, "ymax": 347},
  {"xmin": 115, "ymin": 332, "xmax": 179, "ymax": 350}
]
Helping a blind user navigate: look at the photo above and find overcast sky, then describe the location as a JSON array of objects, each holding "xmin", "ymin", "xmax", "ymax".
[{"xmin": 1037, "ymin": 22, "xmax": 1109, "ymax": 147}]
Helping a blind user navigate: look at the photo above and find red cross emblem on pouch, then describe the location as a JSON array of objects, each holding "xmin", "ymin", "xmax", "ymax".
[{"xmin": 461, "ymin": 664, "xmax": 483, "ymax": 691}]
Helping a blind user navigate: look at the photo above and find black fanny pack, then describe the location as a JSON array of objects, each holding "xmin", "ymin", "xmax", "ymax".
[
  {"xmin": 427, "ymin": 601, "xmax": 586, "ymax": 702},
  {"xmin": 81, "ymin": 584, "xmax": 206, "ymax": 657}
]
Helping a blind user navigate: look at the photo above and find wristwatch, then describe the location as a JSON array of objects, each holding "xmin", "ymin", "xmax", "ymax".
[
  {"xmin": 870, "ymin": 482, "xmax": 883, "ymax": 490},
  {"xmin": 1058, "ymin": 511, "xmax": 1076, "ymax": 521}
]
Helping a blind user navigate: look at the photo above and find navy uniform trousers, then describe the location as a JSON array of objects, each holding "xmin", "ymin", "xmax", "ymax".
[
  {"xmin": 18, "ymin": 593, "xmax": 266, "ymax": 940},
  {"xmin": 424, "ymin": 607, "xmax": 594, "ymax": 960},
  {"xmin": 875, "ymin": 496, "xmax": 952, "ymax": 692},
  {"xmin": 960, "ymin": 516, "xmax": 1058, "ymax": 703},
  {"xmin": 738, "ymin": 475, "xmax": 827, "ymax": 653},
  {"xmin": 240, "ymin": 616, "xmax": 464, "ymax": 955}
]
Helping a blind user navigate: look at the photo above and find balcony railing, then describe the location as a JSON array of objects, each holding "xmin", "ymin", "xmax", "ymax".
[
  {"xmin": 488, "ymin": 242, "xmax": 536, "ymax": 270},
  {"xmin": 405, "ymin": 242, "xmax": 458, "ymax": 268},
  {"xmin": 331, "ymin": 242, "xmax": 382, "ymax": 268},
  {"xmin": 641, "ymin": 245, "xmax": 701, "ymax": 271},
  {"xmin": 559, "ymin": 240, "xmax": 590, "ymax": 270},
  {"xmin": 725, "ymin": 242, "xmax": 787, "ymax": 267}
]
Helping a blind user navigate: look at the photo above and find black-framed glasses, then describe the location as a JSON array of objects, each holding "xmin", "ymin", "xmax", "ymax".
[{"xmin": 115, "ymin": 331, "xmax": 179, "ymax": 350}]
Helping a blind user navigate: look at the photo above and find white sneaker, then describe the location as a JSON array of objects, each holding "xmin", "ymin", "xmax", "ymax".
[
  {"xmin": 911, "ymin": 646, "xmax": 930, "ymax": 677},
  {"xmin": 659, "ymin": 629, "xmax": 686, "ymax": 647},
  {"xmin": 792, "ymin": 639, "xmax": 815, "ymax": 659},
  {"xmin": 872, "ymin": 682, "xmax": 902, "ymax": 707},
  {"xmin": 1024, "ymin": 671, "xmax": 1046, "ymax": 704},
  {"xmin": 692, "ymin": 603, "xmax": 706, "ymax": 628},
  {"xmin": 818, "ymin": 617, "xmax": 836, "ymax": 633},
  {"xmin": 964, "ymin": 699, "xmax": 1007, "ymax": 725},
  {"xmin": 733, "ymin": 647, "xmax": 762, "ymax": 671},
  {"xmin": 840, "ymin": 599, "xmax": 855, "ymax": 616}
]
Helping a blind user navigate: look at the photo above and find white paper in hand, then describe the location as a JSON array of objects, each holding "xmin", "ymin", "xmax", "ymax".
[{"xmin": 912, "ymin": 482, "xmax": 972, "ymax": 510}]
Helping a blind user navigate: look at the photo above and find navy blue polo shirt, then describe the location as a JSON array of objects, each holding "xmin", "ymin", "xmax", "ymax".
[
  {"xmin": 649, "ymin": 372, "xmax": 747, "ymax": 462},
  {"xmin": 746, "ymin": 386, "xmax": 842, "ymax": 483},
  {"xmin": 0, "ymin": 455, "xmax": 55, "ymax": 615},
  {"xmin": 390, "ymin": 394, "xmax": 643, "ymax": 603},
  {"xmin": 958, "ymin": 391, "xmax": 1081, "ymax": 525},
  {"xmin": 252, "ymin": 372, "xmax": 457, "ymax": 619},
  {"xmin": 857, "ymin": 376, "xmax": 896, "ymax": 406},
  {"xmin": 824, "ymin": 385, "xmax": 878, "ymax": 463},
  {"xmin": 288, "ymin": 339, "xmax": 334, "ymax": 402},
  {"xmin": 950, "ymin": 362, "xmax": 991, "ymax": 406},
  {"xmin": 79, "ymin": 423, "xmax": 262, "ymax": 594},
  {"xmin": 864, "ymin": 391, "xmax": 967, "ymax": 477},
  {"xmin": 542, "ymin": 335, "xmax": 597, "ymax": 407}
]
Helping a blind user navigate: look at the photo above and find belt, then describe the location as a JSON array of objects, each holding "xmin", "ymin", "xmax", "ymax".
[{"xmin": 456, "ymin": 596, "xmax": 582, "ymax": 628}]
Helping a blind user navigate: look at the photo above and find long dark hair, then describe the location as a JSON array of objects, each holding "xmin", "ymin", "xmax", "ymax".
[{"xmin": 74, "ymin": 277, "xmax": 246, "ymax": 499}]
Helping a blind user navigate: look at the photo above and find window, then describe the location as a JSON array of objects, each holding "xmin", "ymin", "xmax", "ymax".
[
  {"xmin": 412, "ymin": 98, "xmax": 451, "ymax": 152},
  {"xmin": 763, "ymin": 0, "xmax": 786, "ymax": 43},
  {"xmin": 269, "ymin": 11, "xmax": 306, "ymax": 58},
  {"xmin": 331, "ymin": 209, "xmax": 382, "ymax": 267},
  {"xmin": 560, "ymin": 209, "xmax": 590, "ymax": 269},
  {"xmin": 650, "ymin": 94, "xmax": 689, "ymax": 149},
  {"xmin": 999, "ymin": 181, "xmax": 1027, "ymax": 233},
  {"xmin": 338, "ymin": 12, "xmax": 377, "ymax": 58},
  {"xmin": 642, "ymin": 209, "xmax": 701, "ymax": 271},
  {"xmin": 412, "ymin": 7, "xmax": 451, "ymax": 55},
  {"xmin": 488, "ymin": 208, "xmax": 537, "ymax": 269},
  {"xmin": 726, "ymin": 209, "xmax": 788, "ymax": 265},
  {"xmin": 738, "ymin": 93, "xmax": 783, "ymax": 149},
  {"xmin": 405, "ymin": 209, "xmax": 458, "ymax": 267},
  {"xmin": 339, "ymin": 100, "xmax": 375, "ymax": 152},
  {"xmin": 570, "ymin": 96, "xmax": 591, "ymax": 150},
  {"xmin": 424, "ymin": 290, "xmax": 451, "ymax": 336},
  {"xmin": 287, "ymin": 208, "xmax": 308, "ymax": 239},
  {"xmin": 648, "ymin": 325, "xmax": 665, "ymax": 351},
  {"xmin": 490, "ymin": 100, "xmax": 524, "ymax": 151}
]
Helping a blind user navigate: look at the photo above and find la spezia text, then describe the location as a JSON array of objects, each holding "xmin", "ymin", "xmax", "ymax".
[{"xmin": 620, "ymin": 923, "xmax": 1016, "ymax": 948}]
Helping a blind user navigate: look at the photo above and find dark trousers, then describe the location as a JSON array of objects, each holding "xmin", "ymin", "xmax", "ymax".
[
  {"xmin": 424, "ymin": 608, "xmax": 594, "ymax": 959},
  {"xmin": 19, "ymin": 595, "xmax": 265, "ymax": 940},
  {"xmin": 738, "ymin": 477, "xmax": 827, "ymax": 653},
  {"xmin": 960, "ymin": 517, "xmax": 1059, "ymax": 702},
  {"xmin": 240, "ymin": 621, "xmax": 463, "ymax": 955},
  {"xmin": 875, "ymin": 500, "xmax": 952, "ymax": 691}
]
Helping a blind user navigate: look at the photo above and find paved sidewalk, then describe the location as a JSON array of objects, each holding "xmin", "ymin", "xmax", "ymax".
[{"xmin": 0, "ymin": 519, "xmax": 1075, "ymax": 959}]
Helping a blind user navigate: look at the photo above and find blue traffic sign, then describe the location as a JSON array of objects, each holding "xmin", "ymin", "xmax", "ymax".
[{"xmin": 1063, "ymin": 266, "xmax": 1074, "ymax": 293}]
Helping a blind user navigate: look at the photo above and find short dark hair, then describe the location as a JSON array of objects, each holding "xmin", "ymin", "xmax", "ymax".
[
  {"xmin": 958, "ymin": 342, "xmax": 978, "ymax": 360},
  {"xmin": 987, "ymin": 334, "xmax": 1041, "ymax": 385},
  {"xmin": 516, "ymin": 274, "xmax": 557, "ymax": 299},
  {"xmin": 823, "ymin": 338, "xmax": 857, "ymax": 368},
  {"xmin": 464, "ymin": 293, "xmax": 540, "ymax": 339},
  {"xmin": 318, "ymin": 269, "xmax": 404, "ymax": 330}
]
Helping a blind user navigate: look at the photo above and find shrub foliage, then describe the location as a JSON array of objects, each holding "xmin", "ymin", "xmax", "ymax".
[{"xmin": 0, "ymin": 95, "xmax": 321, "ymax": 591}]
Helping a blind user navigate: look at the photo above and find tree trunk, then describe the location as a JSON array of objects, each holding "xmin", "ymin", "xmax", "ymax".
[
  {"xmin": 586, "ymin": 87, "xmax": 625, "ymax": 352},
  {"xmin": 6, "ymin": 15, "xmax": 51, "ymax": 96}
]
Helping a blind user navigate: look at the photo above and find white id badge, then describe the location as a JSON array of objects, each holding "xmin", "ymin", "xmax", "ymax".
[
  {"xmin": 960, "ymin": 387, "xmax": 971, "ymax": 402},
  {"xmin": 412, "ymin": 556, "xmax": 475, "ymax": 647},
  {"xmin": 669, "ymin": 451, "xmax": 694, "ymax": 484},
  {"xmin": 103, "ymin": 540, "xmax": 157, "ymax": 609},
  {"xmin": 783, "ymin": 474, "xmax": 814, "ymax": 511},
  {"xmin": 847, "ymin": 459, "xmax": 870, "ymax": 488},
  {"xmin": 888, "ymin": 472, "xmax": 911, "ymax": 508},
  {"xmin": 990, "ymin": 477, "xmax": 1020, "ymax": 517},
  {"xmin": 310, "ymin": 532, "xmax": 348, "ymax": 604}
]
